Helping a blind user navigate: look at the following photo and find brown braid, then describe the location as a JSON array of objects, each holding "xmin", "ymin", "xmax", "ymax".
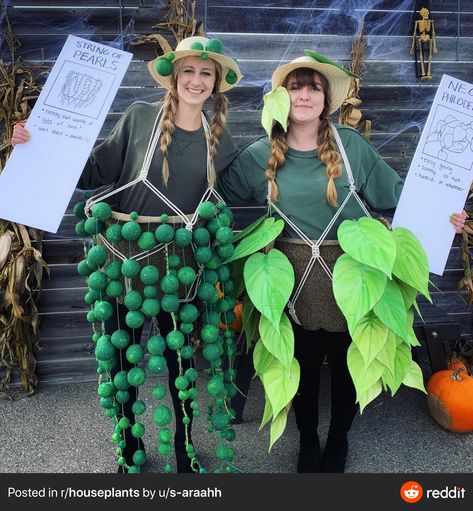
[
  {"xmin": 317, "ymin": 115, "xmax": 342, "ymax": 207},
  {"xmin": 159, "ymin": 85, "xmax": 179, "ymax": 186},
  {"xmin": 265, "ymin": 123, "xmax": 289, "ymax": 203},
  {"xmin": 208, "ymin": 89, "xmax": 228, "ymax": 187}
]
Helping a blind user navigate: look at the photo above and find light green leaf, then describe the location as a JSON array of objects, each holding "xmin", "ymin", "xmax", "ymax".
[
  {"xmin": 373, "ymin": 279, "xmax": 408, "ymax": 342},
  {"xmin": 233, "ymin": 215, "xmax": 267, "ymax": 243},
  {"xmin": 337, "ymin": 217, "xmax": 396, "ymax": 278},
  {"xmin": 253, "ymin": 339, "xmax": 275, "ymax": 376},
  {"xmin": 351, "ymin": 311, "xmax": 390, "ymax": 366},
  {"xmin": 358, "ymin": 379, "xmax": 383, "ymax": 414},
  {"xmin": 333, "ymin": 254, "xmax": 387, "ymax": 333},
  {"xmin": 269, "ymin": 408, "xmax": 288, "ymax": 451},
  {"xmin": 382, "ymin": 340, "xmax": 412, "ymax": 396},
  {"xmin": 261, "ymin": 86, "xmax": 290, "ymax": 138},
  {"xmin": 259, "ymin": 393, "xmax": 273, "ymax": 430},
  {"xmin": 347, "ymin": 343, "xmax": 385, "ymax": 401},
  {"xmin": 242, "ymin": 296, "xmax": 260, "ymax": 352},
  {"xmin": 374, "ymin": 330, "xmax": 398, "ymax": 377},
  {"xmin": 395, "ymin": 277, "xmax": 418, "ymax": 309},
  {"xmin": 226, "ymin": 218, "xmax": 285, "ymax": 263},
  {"xmin": 392, "ymin": 227, "xmax": 431, "ymax": 302},
  {"xmin": 402, "ymin": 360, "xmax": 426, "ymax": 393},
  {"xmin": 406, "ymin": 309, "xmax": 421, "ymax": 347},
  {"xmin": 261, "ymin": 357, "xmax": 300, "ymax": 419},
  {"xmin": 259, "ymin": 313, "xmax": 294, "ymax": 371},
  {"xmin": 244, "ymin": 249, "xmax": 294, "ymax": 331}
]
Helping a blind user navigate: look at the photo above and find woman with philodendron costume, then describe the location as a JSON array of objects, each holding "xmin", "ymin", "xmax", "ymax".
[
  {"xmin": 12, "ymin": 36, "xmax": 242, "ymax": 473},
  {"xmin": 217, "ymin": 50, "xmax": 466, "ymax": 473}
]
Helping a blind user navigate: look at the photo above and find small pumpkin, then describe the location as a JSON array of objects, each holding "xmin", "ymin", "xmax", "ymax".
[{"xmin": 426, "ymin": 359, "xmax": 473, "ymax": 433}]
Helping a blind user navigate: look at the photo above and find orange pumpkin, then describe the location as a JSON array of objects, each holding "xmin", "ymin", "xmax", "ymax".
[
  {"xmin": 426, "ymin": 360, "xmax": 473, "ymax": 433},
  {"xmin": 216, "ymin": 282, "xmax": 243, "ymax": 333}
]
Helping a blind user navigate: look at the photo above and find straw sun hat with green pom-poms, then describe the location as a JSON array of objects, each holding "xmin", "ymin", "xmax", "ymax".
[{"xmin": 148, "ymin": 36, "xmax": 242, "ymax": 93}]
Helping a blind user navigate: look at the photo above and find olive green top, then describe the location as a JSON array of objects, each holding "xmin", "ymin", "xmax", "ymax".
[
  {"xmin": 217, "ymin": 124, "xmax": 403, "ymax": 240},
  {"xmin": 78, "ymin": 101, "xmax": 239, "ymax": 216}
]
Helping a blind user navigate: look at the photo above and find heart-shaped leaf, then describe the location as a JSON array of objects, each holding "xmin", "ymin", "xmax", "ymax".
[
  {"xmin": 351, "ymin": 311, "xmax": 390, "ymax": 366},
  {"xmin": 261, "ymin": 86, "xmax": 290, "ymax": 138},
  {"xmin": 262, "ymin": 357, "xmax": 300, "ymax": 419},
  {"xmin": 373, "ymin": 278, "xmax": 408, "ymax": 342},
  {"xmin": 259, "ymin": 312, "xmax": 294, "ymax": 371},
  {"xmin": 269, "ymin": 408, "xmax": 288, "ymax": 451},
  {"xmin": 253, "ymin": 339, "xmax": 275, "ymax": 376}
]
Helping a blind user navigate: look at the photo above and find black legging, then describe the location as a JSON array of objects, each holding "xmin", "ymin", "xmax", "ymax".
[
  {"xmin": 105, "ymin": 300, "xmax": 192, "ymax": 455},
  {"xmin": 292, "ymin": 322, "xmax": 357, "ymax": 438}
]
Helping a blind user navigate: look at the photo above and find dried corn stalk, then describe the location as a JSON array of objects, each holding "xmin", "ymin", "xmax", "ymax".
[
  {"xmin": 339, "ymin": 24, "xmax": 372, "ymax": 139},
  {"xmin": 0, "ymin": 13, "xmax": 48, "ymax": 397}
]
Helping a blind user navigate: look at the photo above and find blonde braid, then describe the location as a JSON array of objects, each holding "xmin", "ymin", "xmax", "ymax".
[
  {"xmin": 317, "ymin": 117, "xmax": 342, "ymax": 207},
  {"xmin": 265, "ymin": 123, "xmax": 288, "ymax": 203},
  {"xmin": 159, "ymin": 88, "xmax": 179, "ymax": 186},
  {"xmin": 208, "ymin": 90, "xmax": 228, "ymax": 188}
]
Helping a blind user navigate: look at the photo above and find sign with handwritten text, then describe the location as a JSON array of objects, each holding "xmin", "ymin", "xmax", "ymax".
[
  {"xmin": 0, "ymin": 35, "xmax": 132, "ymax": 233},
  {"xmin": 392, "ymin": 74, "xmax": 473, "ymax": 275}
]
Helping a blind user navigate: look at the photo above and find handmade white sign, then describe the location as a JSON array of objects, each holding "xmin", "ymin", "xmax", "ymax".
[
  {"xmin": 392, "ymin": 74, "xmax": 473, "ymax": 275},
  {"xmin": 0, "ymin": 35, "xmax": 132, "ymax": 232}
]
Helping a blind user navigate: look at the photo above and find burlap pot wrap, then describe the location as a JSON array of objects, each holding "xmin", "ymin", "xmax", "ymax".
[
  {"xmin": 98, "ymin": 211, "xmax": 198, "ymax": 300},
  {"xmin": 274, "ymin": 237, "xmax": 347, "ymax": 332}
]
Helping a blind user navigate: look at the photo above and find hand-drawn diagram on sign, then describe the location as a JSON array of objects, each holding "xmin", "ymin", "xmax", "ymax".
[{"xmin": 393, "ymin": 74, "xmax": 473, "ymax": 275}]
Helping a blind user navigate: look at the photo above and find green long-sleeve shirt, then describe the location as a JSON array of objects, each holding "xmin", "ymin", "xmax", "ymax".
[
  {"xmin": 218, "ymin": 124, "xmax": 403, "ymax": 240},
  {"xmin": 78, "ymin": 101, "xmax": 239, "ymax": 216}
]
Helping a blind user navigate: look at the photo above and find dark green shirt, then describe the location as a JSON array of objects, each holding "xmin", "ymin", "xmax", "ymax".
[
  {"xmin": 218, "ymin": 124, "xmax": 403, "ymax": 240},
  {"xmin": 78, "ymin": 101, "xmax": 239, "ymax": 216}
]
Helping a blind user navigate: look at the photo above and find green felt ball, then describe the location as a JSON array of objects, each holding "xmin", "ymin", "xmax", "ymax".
[
  {"xmin": 155, "ymin": 58, "xmax": 173, "ymax": 76},
  {"xmin": 118, "ymin": 417, "xmax": 131, "ymax": 430},
  {"xmin": 94, "ymin": 300, "xmax": 114, "ymax": 321},
  {"xmin": 115, "ymin": 389, "xmax": 130, "ymax": 404},
  {"xmin": 202, "ymin": 310, "xmax": 221, "ymax": 326},
  {"xmin": 220, "ymin": 207, "xmax": 234, "ymax": 222},
  {"xmin": 180, "ymin": 345, "xmax": 194, "ymax": 360},
  {"xmin": 77, "ymin": 259, "xmax": 92, "ymax": 277},
  {"xmin": 121, "ymin": 259, "xmax": 141, "ymax": 279},
  {"xmin": 182, "ymin": 416, "xmax": 191, "ymax": 425},
  {"xmin": 84, "ymin": 217, "xmax": 104, "ymax": 235},
  {"xmin": 206, "ymin": 38, "xmax": 224, "ymax": 54},
  {"xmin": 217, "ymin": 265, "xmax": 231, "ymax": 282},
  {"xmin": 126, "ymin": 344, "xmax": 145, "ymax": 364},
  {"xmin": 158, "ymin": 443, "xmax": 172, "ymax": 456},
  {"xmin": 137, "ymin": 231, "xmax": 157, "ymax": 251},
  {"xmin": 177, "ymin": 266, "xmax": 196, "ymax": 286},
  {"xmin": 147, "ymin": 335, "xmax": 166, "ymax": 355},
  {"xmin": 203, "ymin": 269, "xmax": 218, "ymax": 285},
  {"xmin": 222, "ymin": 278, "xmax": 235, "ymax": 294},
  {"xmin": 207, "ymin": 377, "xmax": 226, "ymax": 399},
  {"xmin": 225, "ymin": 382, "xmax": 238, "ymax": 398},
  {"xmin": 73, "ymin": 201, "xmax": 86, "ymax": 220},
  {"xmin": 95, "ymin": 335, "xmax": 114, "ymax": 361},
  {"xmin": 105, "ymin": 224, "xmax": 123, "ymax": 243},
  {"xmin": 160, "ymin": 294, "xmax": 180, "ymax": 313},
  {"xmin": 190, "ymin": 401, "xmax": 199, "ymax": 411},
  {"xmin": 215, "ymin": 226, "xmax": 233, "ymax": 245},
  {"xmin": 188, "ymin": 387, "xmax": 198, "ymax": 400},
  {"xmin": 216, "ymin": 444, "xmax": 228, "ymax": 461},
  {"xmin": 148, "ymin": 355, "xmax": 167, "ymax": 374},
  {"xmin": 200, "ymin": 324, "xmax": 219, "ymax": 343},
  {"xmin": 106, "ymin": 279, "xmax": 124, "ymax": 298},
  {"xmin": 206, "ymin": 218, "xmax": 220, "ymax": 236},
  {"xmin": 167, "ymin": 254, "xmax": 181, "ymax": 268},
  {"xmin": 140, "ymin": 265, "xmax": 159, "ymax": 285},
  {"xmin": 86, "ymin": 310, "xmax": 96, "ymax": 323},
  {"xmin": 218, "ymin": 298, "xmax": 231, "ymax": 313},
  {"xmin": 125, "ymin": 310, "xmax": 145, "ymax": 330},
  {"xmin": 179, "ymin": 303, "xmax": 199, "ymax": 323},
  {"xmin": 127, "ymin": 366, "xmax": 147, "ymax": 387},
  {"xmin": 104, "ymin": 260, "xmax": 122, "ymax": 280},
  {"xmin": 225, "ymin": 69, "xmax": 238, "ymax": 85},
  {"xmin": 160, "ymin": 274, "xmax": 179, "ymax": 294},
  {"xmin": 211, "ymin": 411, "xmax": 230, "ymax": 431},
  {"xmin": 142, "ymin": 286, "xmax": 157, "ymax": 300},
  {"xmin": 92, "ymin": 332, "xmax": 101, "ymax": 343},
  {"xmin": 158, "ymin": 427, "xmax": 172, "ymax": 443},
  {"xmin": 152, "ymin": 383, "xmax": 167, "ymax": 400},
  {"xmin": 216, "ymin": 212, "xmax": 232, "ymax": 227},
  {"xmin": 205, "ymin": 253, "xmax": 222, "ymax": 270},
  {"xmin": 166, "ymin": 330, "xmax": 185, "ymax": 350},
  {"xmin": 217, "ymin": 243, "xmax": 235, "ymax": 260},
  {"xmin": 132, "ymin": 400, "xmax": 146, "ymax": 416},
  {"xmin": 174, "ymin": 376, "xmax": 190, "ymax": 390},
  {"xmin": 131, "ymin": 422, "xmax": 145, "ymax": 438},
  {"xmin": 91, "ymin": 202, "xmax": 112, "ymax": 221},
  {"xmin": 114, "ymin": 370, "xmax": 130, "ymax": 391},
  {"xmin": 142, "ymin": 298, "xmax": 161, "ymax": 317},
  {"xmin": 100, "ymin": 354, "xmax": 117, "ymax": 371},
  {"xmin": 111, "ymin": 329, "xmax": 130, "ymax": 349},
  {"xmin": 198, "ymin": 201, "xmax": 215, "ymax": 220},
  {"xmin": 124, "ymin": 290, "xmax": 143, "ymax": 311},
  {"xmin": 155, "ymin": 224, "xmax": 174, "ymax": 244},
  {"xmin": 192, "ymin": 227, "xmax": 210, "ymax": 246},
  {"xmin": 133, "ymin": 449, "xmax": 147, "ymax": 466},
  {"xmin": 174, "ymin": 228, "xmax": 192, "ymax": 247},
  {"xmin": 178, "ymin": 390, "xmax": 188, "ymax": 401},
  {"xmin": 197, "ymin": 282, "xmax": 217, "ymax": 302},
  {"xmin": 203, "ymin": 343, "xmax": 223, "ymax": 361},
  {"xmin": 200, "ymin": 51, "xmax": 208, "ymax": 60},
  {"xmin": 153, "ymin": 405, "xmax": 172, "ymax": 426},
  {"xmin": 222, "ymin": 428, "xmax": 236, "ymax": 442},
  {"xmin": 88, "ymin": 271, "xmax": 108, "ymax": 291},
  {"xmin": 98, "ymin": 382, "xmax": 115, "ymax": 398},
  {"xmin": 190, "ymin": 41, "xmax": 204, "ymax": 50},
  {"xmin": 184, "ymin": 368, "xmax": 198, "ymax": 382},
  {"xmin": 179, "ymin": 322, "xmax": 194, "ymax": 335},
  {"xmin": 75, "ymin": 220, "xmax": 88, "ymax": 237},
  {"xmin": 164, "ymin": 463, "xmax": 172, "ymax": 473},
  {"xmin": 194, "ymin": 246, "xmax": 212, "ymax": 265},
  {"xmin": 100, "ymin": 396, "xmax": 114, "ymax": 409},
  {"xmin": 121, "ymin": 221, "xmax": 142, "ymax": 241},
  {"xmin": 104, "ymin": 406, "xmax": 118, "ymax": 418}
]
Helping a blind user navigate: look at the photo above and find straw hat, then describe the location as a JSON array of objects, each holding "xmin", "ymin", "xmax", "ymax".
[
  {"xmin": 271, "ymin": 50, "xmax": 355, "ymax": 114},
  {"xmin": 148, "ymin": 36, "xmax": 242, "ymax": 93}
]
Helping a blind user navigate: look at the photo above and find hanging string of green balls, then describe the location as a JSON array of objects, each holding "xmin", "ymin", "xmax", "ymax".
[{"xmin": 74, "ymin": 197, "xmax": 241, "ymax": 473}]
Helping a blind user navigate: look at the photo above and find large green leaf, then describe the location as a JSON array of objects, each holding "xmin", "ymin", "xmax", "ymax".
[
  {"xmin": 392, "ymin": 227, "xmax": 431, "ymax": 301},
  {"xmin": 402, "ymin": 360, "xmax": 426, "ymax": 393},
  {"xmin": 374, "ymin": 330, "xmax": 397, "ymax": 377},
  {"xmin": 261, "ymin": 86, "xmax": 290, "ymax": 138},
  {"xmin": 347, "ymin": 343, "xmax": 385, "ymax": 401},
  {"xmin": 244, "ymin": 249, "xmax": 294, "ymax": 331},
  {"xmin": 333, "ymin": 254, "xmax": 387, "ymax": 333},
  {"xmin": 405, "ymin": 309, "xmax": 421, "ymax": 347},
  {"xmin": 261, "ymin": 357, "xmax": 300, "ymax": 419},
  {"xmin": 358, "ymin": 380, "xmax": 383, "ymax": 414},
  {"xmin": 351, "ymin": 311, "xmax": 389, "ymax": 366},
  {"xmin": 242, "ymin": 296, "xmax": 260, "ymax": 352},
  {"xmin": 226, "ymin": 217, "xmax": 285, "ymax": 263},
  {"xmin": 233, "ymin": 215, "xmax": 267, "ymax": 243},
  {"xmin": 259, "ymin": 313, "xmax": 294, "ymax": 370},
  {"xmin": 269, "ymin": 408, "xmax": 288, "ymax": 451},
  {"xmin": 373, "ymin": 279, "xmax": 408, "ymax": 342},
  {"xmin": 259, "ymin": 393, "xmax": 273, "ymax": 430},
  {"xmin": 253, "ymin": 339, "xmax": 275, "ymax": 376},
  {"xmin": 395, "ymin": 277, "xmax": 417, "ymax": 309},
  {"xmin": 337, "ymin": 217, "xmax": 396, "ymax": 278},
  {"xmin": 382, "ymin": 340, "xmax": 412, "ymax": 396}
]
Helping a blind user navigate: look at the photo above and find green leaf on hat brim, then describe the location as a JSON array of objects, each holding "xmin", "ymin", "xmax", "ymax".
[
  {"xmin": 261, "ymin": 86, "xmax": 290, "ymax": 138},
  {"xmin": 304, "ymin": 49, "xmax": 358, "ymax": 78}
]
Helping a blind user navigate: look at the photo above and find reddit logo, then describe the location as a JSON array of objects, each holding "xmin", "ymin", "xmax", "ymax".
[{"xmin": 400, "ymin": 481, "xmax": 424, "ymax": 503}]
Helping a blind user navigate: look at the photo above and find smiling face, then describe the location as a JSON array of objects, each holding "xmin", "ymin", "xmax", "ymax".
[
  {"xmin": 175, "ymin": 56, "xmax": 217, "ymax": 108},
  {"xmin": 285, "ymin": 68, "xmax": 329, "ymax": 127}
]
